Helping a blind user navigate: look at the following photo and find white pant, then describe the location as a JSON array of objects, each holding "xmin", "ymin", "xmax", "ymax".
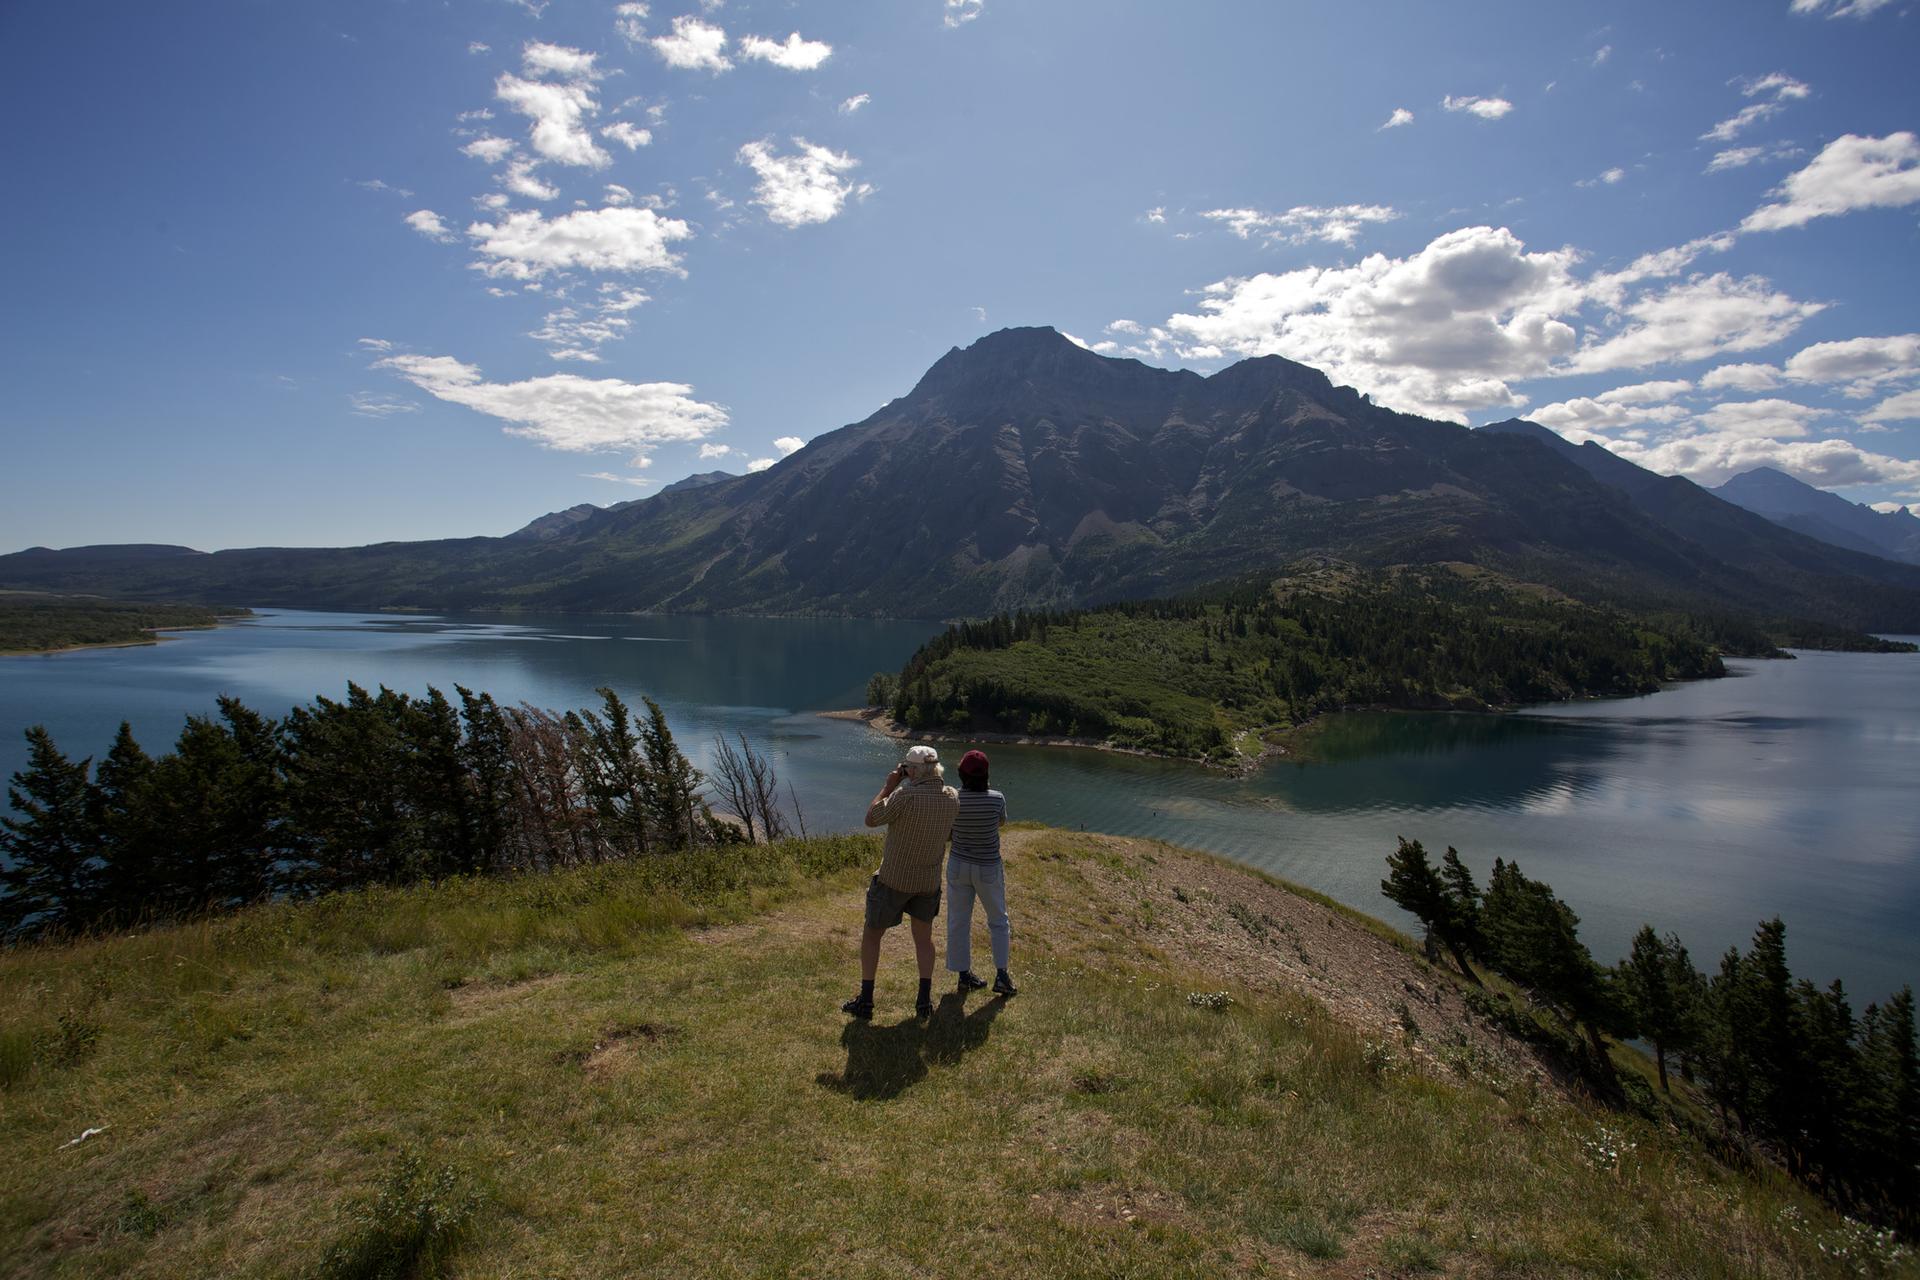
[{"xmin": 946, "ymin": 858, "xmax": 1011, "ymax": 973}]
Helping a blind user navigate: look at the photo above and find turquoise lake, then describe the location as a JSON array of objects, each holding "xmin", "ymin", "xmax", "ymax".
[{"xmin": 3, "ymin": 609, "xmax": 1916, "ymax": 1004}]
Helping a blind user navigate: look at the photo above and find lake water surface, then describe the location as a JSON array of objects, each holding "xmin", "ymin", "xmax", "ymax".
[{"xmin": 4, "ymin": 610, "xmax": 1916, "ymax": 1004}]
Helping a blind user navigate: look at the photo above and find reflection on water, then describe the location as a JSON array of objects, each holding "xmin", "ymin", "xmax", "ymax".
[{"xmin": 3, "ymin": 611, "xmax": 1917, "ymax": 1004}]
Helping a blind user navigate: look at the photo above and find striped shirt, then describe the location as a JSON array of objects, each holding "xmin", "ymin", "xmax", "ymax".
[
  {"xmin": 949, "ymin": 788, "xmax": 1007, "ymax": 864},
  {"xmin": 865, "ymin": 778, "xmax": 959, "ymax": 894}
]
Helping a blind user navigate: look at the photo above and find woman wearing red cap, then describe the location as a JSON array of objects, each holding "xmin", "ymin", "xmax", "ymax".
[{"xmin": 947, "ymin": 749, "xmax": 1017, "ymax": 997}]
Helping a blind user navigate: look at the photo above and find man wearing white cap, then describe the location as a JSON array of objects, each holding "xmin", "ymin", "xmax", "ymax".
[{"xmin": 843, "ymin": 744, "xmax": 959, "ymax": 1020}]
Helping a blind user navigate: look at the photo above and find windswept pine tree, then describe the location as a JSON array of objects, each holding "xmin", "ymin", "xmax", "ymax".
[
  {"xmin": 1, "ymin": 684, "xmax": 746, "ymax": 942},
  {"xmin": 1380, "ymin": 837, "xmax": 1483, "ymax": 983},
  {"xmin": 1615, "ymin": 926, "xmax": 1706, "ymax": 1093},
  {"xmin": 0, "ymin": 728, "xmax": 99, "ymax": 936}
]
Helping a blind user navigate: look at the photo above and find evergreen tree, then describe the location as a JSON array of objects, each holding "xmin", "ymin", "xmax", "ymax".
[
  {"xmin": 140, "ymin": 704, "xmax": 282, "ymax": 912},
  {"xmin": 639, "ymin": 698, "xmax": 703, "ymax": 852},
  {"xmin": 578, "ymin": 688, "xmax": 653, "ymax": 858},
  {"xmin": 403, "ymin": 687, "xmax": 480, "ymax": 878},
  {"xmin": 1481, "ymin": 859, "xmax": 1620, "ymax": 1065},
  {"xmin": 1793, "ymin": 978, "xmax": 1861, "ymax": 1191},
  {"xmin": 91, "ymin": 721, "xmax": 162, "ymax": 925},
  {"xmin": 456, "ymin": 686, "xmax": 515, "ymax": 874},
  {"xmin": 1438, "ymin": 847, "xmax": 1485, "ymax": 961},
  {"xmin": 1735, "ymin": 918, "xmax": 1812, "ymax": 1171},
  {"xmin": 1617, "ymin": 926, "xmax": 1702, "ymax": 1093},
  {"xmin": 0, "ymin": 727, "xmax": 101, "ymax": 937},
  {"xmin": 280, "ymin": 684, "xmax": 413, "ymax": 891},
  {"xmin": 1381, "ymin": 838, "xmax": 1480, "ymax": 982}
]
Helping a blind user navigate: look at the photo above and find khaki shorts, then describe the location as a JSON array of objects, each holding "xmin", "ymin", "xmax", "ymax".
[{"xmin": 864, "ymin": 874, "xmax": 940, "ymax": 930}]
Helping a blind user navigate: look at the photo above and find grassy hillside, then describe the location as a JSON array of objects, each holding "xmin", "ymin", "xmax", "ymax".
[
  {"xmin": 0, "ymin": 593, "xmax": 247, "ymax": 656},
  {"xmin": 3, "ymin": 827, "xmax": 1908, "ymax": 1278}
]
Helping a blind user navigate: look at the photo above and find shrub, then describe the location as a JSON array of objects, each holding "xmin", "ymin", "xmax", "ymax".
[
  {"xmin": 0, "ymin": 1025, "xmax": 31, "ymax": 1089},
  {"xmin": 315, "ymin": 1151, "xmax": 481, "ymax": 1280}
]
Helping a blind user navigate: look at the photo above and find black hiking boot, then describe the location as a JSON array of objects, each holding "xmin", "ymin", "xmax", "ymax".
[
  {"xmin": 956, "ymin": 969, "xmax": 988, "ymax": 992},
  {"xmin": 841, "ymin": 992, "xmax": 874, "ymax": 1020},
  {"xmin": 915, "ymin": 993, "xmax": 935, "ymax": 1019},
  {"xmin": 993, "ymin": 970, "xmax": 1019, "ymax": 997}
]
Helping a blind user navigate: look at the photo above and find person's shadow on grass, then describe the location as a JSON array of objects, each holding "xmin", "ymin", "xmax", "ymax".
[{"xmin": 816, "ymin": 991, "xmax": 1007, "ymax": 1101}]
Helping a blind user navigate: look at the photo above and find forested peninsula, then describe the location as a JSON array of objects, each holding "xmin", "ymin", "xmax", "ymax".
[
  {"xmin": 865, "ymin": 564, "xmax": 1750, "ymax": 763},
  {"xmin": 0, "ymin": 593, "xmax": 248, "ymax": 656}
]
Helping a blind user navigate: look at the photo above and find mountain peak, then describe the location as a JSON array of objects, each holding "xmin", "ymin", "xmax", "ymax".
[{"xmin": 902, "ymin": 325, "xmax": 1197, "ymax": 416}]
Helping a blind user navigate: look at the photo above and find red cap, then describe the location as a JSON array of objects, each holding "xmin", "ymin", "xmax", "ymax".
[{"xmin": 957, "ymin": 749, "xmax": 990, "ymax": 776}]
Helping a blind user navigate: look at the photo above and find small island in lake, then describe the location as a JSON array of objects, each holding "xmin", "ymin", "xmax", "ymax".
[
  {"xmin": 0, "ymin": 592, "xmax": 251, "ymax": 656},
  {"xmin": 851, "ymin": 561, "xmax": 1913, "ymax": 766}
]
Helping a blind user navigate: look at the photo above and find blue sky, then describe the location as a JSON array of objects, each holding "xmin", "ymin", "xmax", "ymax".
[{"xmin": 3, "ymin": 0, "xmax": 1918, "ymax": 551}]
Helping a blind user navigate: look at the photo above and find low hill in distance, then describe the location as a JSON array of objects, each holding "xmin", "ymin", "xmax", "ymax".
[
  {"xmin": 1, "ymin": 828, "xmax": 1898, "ymax": 1277},
  {"xmin": 1710, "ymin": 466, "xmax": 1920, "ymax": 566},
  {"xmin": 0, "ymin": 592, "xmax": 249, "ymax": 656},
  {"xmin": 6, "ymin": 329, "xmax": 1920, "ymax": 639}
]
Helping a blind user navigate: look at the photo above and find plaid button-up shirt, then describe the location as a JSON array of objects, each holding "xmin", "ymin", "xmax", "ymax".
[{"xmin": 865, "ymin": 778, "xmax": 959, "ymax": 894}]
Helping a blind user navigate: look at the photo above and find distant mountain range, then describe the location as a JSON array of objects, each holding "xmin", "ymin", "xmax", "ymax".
[
  {"xmin": 506, "ymin": 470, "xmax": 734, "ymax": 543},
  {"xmin": 1709, "ymin": 466, "xmax": 1920, "ymax": 567},
  {"xmin": 5, "ymin": 327, "xmax": 1919, "ymax": 631}
]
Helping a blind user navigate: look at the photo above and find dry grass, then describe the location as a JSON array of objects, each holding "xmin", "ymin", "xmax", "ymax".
[{"xmin": 1, "ymin": 829, "xmax": 1910, "ymax": 1279}]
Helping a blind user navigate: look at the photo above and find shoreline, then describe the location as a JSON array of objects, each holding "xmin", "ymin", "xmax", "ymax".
[
  {"xmin": 817, "ymin": 684, "xmax": 1712, "ymax": 774},
  {"xmin": 816, "ymin": 706, "xmax": 1281, "ymax": 773},
  {"xmin": 0, "ymin": 616, "xmax": 248, "ymax": 660}
]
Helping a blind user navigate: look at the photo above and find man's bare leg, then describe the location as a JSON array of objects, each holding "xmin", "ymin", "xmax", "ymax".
[
  {"xmin": 859, "ymin": 925, "xmax": 885, "ymax": 981},
  {"xmin": 909, "ymin": 916, "xmax": 935, "ymax": 980}
]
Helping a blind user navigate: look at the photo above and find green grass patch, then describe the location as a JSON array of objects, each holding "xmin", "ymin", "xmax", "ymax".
[{"xmin": 0, "ymin": 827, "xmax": 1905, "ymax": 1278}]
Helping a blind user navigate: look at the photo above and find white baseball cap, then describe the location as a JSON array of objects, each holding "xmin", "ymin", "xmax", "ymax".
[{"xmin": 903, "ymin": 745, "xmax": 939, "ymax": 766}]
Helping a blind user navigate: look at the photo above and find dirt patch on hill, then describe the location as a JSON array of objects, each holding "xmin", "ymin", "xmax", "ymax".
[{"xmin": 1003, "ymin": 830, "xmax": 1560, "ymax": 1093}]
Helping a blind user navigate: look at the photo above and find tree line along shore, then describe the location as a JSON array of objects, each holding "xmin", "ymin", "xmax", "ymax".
[{"xmin": 0, "ymin": 594, "xmax": 251, "ymax": 656}]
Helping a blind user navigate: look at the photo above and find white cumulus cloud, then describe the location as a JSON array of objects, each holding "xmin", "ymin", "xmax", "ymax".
[
  {"xmin": 503, "ymin": 157, "xmax": 561, "ymax": 201},
  {"xmin": 1742, "ymin": 132, "xmax": 1920, "ymax": 231},
  {"xmin": 1602, "ymin": 432, "xmax": 1920, "ymax": 490},
  {"xmin": 614, "ymin": 2, "xmax": 649, "ymax": 45},
  {"xmin": 1157, "ymin": 225, "xmax": 1822, "ymax": 422},
  {"xmin": 773, "ymin": 435, "xmax": 805, "ymax": 455},
  {"xmin": 839, "ymin": 93, "xmax": 870, "ymax": 115},
  {"xmin": 698, "ymin": 442, "xmax": 735, "ymax": 459},
  {"xmin": 737, "ymin": 138, "xmax": 872, "ymax": 227},
  {"xmin": 746, "ymin": 457, "xmax": 776, "ymax": 472},
  {"xmin": 1701, "ymin": 363, "xmax": 1783, "ymax": 392},
  {"xmin": 405, "ymin": 210, "xmax": 457, "ymax": 243},
  {"xmin": 1862, "ymin": 389, "xmax": 1920, "ymax": 424},
  {"xmin": 602, "ymin": 121, "xmax": 652, "ymax": 150},
  {"xmin": 1529, "ymin": 396, "xmax": 1689, "ymax": 434},
  {"xmin": 1379, "ymin": 107, "xmax": 1414, "ymax": 130},
  {"xmin": 1202, "ymin": 204, "xmax": 1400, "ymax": 247},
  {"xmin": 739, "ymin": 31, "xmax": 832, "ymax": 70},
  {"xmin": 378, "ymin": 354, "xmax": 727, "ymax": 462},
  {"xmin": 496, "ymin": 72, "xmax": 609, "ymax": 169},
  {"xmin": 522, "ymin": 41, "xmax": 600, "ymax": 80},
  {"xmin": 1570, "ymin": 273, "xmax": 1824, "ymax": 375},
  {"xmin": 1696, "ymin": 398, "xmax": 1826, "ymax": 438},
  {"xmin": 1441, "ymin": 94, "xmax": 1513, "ymax": 120},
  {"xmin": 944, "ymin": 0, "xmax": 984, "ymax": 28},
  {"xmin": 463, "ymin": 135, "xmax": 516, "ymax": 164},
  {"xmin": 466, "ymin": 206, "xmax": 694, "ymax": 279},
  {"xmin": 1782, "ymin": 334, "xmax": 1920, "ymax": 396},
  {"xmin": 653, "ymin": 16, "xmax": 731, "ymax": 71}
]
